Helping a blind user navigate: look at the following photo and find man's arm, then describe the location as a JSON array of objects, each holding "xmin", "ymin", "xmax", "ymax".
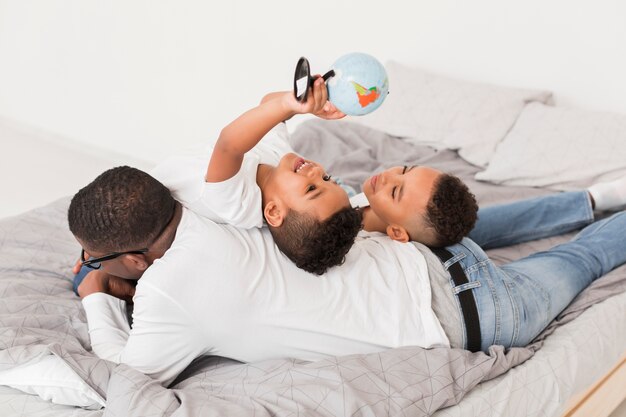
[
  {"xmin": 79, "ymin": 272, "xmax": 205, "ymax": 386},
  {"xmin": 205, "ymin": 79, "xmax": 344, "ymax": 183}
]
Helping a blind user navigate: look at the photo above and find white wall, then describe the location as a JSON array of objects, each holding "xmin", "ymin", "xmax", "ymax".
[
  {"xmin": 1, "ymin": 0, "xmax": 626, "ymax": 163},
  {"xmin": 0, "ymin": 116, "xmax": 153, "ymax": 218}
]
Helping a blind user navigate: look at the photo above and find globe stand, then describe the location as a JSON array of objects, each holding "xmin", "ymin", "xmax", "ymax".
[{"xmin": 293, "ymin": 57, "xmax": 335, "ymax": 102}]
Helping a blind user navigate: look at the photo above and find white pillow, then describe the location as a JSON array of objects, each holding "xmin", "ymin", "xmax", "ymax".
[
  {"xmin": 354, "ymin": 61, "xmax": 552, "ymax": 167},
  {"xmin": 476, "ymin": 102, "xmax": 626, "ymax": 189},
  {"xmin": 0, "ymin": 354, "xmax": 104, "ymax": 409}
]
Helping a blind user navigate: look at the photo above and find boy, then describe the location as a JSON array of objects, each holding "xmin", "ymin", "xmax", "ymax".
[
  {"xmin": 352, "ymin": 164, "xmax": 626, "ymax": 247},
  {"xmin": 153, "ymin": 78, "xmax": 362, "ymax": 274},
  {"xmin": 351, "ymin": 166, "xmax": 475, "ymax": 246}
]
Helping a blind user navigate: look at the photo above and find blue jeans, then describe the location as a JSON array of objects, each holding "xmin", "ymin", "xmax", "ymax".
[
  {"xmin": 443, "ymin": 191, "xmax": 626, "ymax": 351},
  {"xmin": 469, "ymin": 190, "xmax": 595, "ymax": 249}
]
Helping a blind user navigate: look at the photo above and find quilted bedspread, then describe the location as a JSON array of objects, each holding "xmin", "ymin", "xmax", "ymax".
[{"xmin": 0, "ymin": 120, "xmax": 624, "ymax": 416}]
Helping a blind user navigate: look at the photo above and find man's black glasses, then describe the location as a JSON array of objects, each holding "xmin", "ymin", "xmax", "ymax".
[{"xmin": 81, "ymin": 248, "xmax": 148, "ymax": 270}]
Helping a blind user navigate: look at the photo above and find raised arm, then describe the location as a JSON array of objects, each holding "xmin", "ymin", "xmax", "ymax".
[{"xmin": 205, "ymin": 78, "xmax": 344, "ymax": 183}]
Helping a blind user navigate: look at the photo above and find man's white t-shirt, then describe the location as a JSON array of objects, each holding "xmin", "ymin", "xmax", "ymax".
[
  {"xmin": 81, "ymin": 129, "xmax": 450, "ymax": 387},
  {"xmin": 151, "ymin": 123, "xmax": 292, "ymax": 229}
]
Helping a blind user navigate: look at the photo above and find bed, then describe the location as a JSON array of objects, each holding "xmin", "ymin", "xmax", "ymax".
[{"xmin": 1, "ymin": 63, "xmax": 625, "ymax": 417}]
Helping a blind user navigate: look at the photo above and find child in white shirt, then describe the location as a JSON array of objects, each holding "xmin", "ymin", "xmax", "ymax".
[{"xmin": 156, "ymin": 79, "xmax": 362, "ymax": 274}]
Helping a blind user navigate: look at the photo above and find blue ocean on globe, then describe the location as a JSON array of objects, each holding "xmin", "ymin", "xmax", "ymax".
[{"xmin": 327, "ymin": 52, "xmax": 389, "ymax": 116}]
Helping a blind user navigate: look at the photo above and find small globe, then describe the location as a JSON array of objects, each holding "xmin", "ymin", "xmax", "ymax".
[{"xmin": 327, "ymin": 53, "xmax": 389, "ymax": 116}]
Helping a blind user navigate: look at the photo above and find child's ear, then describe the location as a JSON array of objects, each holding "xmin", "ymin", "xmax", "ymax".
[
  {"xmin": 264, "ymin": 201, "xmax": 285, "ymax": 228},
  {"xmin": 386, "ymin": 224, "xmax": 410, "ymax": 243}
]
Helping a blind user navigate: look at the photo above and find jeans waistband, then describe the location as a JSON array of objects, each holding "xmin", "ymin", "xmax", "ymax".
[{"xmin": 430, "ymin": 247, "xmax": 482, "ymax": 352}]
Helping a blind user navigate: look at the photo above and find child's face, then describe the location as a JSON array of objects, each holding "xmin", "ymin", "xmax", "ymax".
[
  {"xmin": 268, "ymin": 153, "xmax": 350, "ymax": 221},
  {"xmin": 362, "ymin": 165, "xmax": 442, "ymax": 236}
]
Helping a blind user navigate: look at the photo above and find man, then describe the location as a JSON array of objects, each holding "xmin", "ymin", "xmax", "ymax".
[{"xmin": 72, "ymin": 165, "xmax": 450, "ymax": 386}]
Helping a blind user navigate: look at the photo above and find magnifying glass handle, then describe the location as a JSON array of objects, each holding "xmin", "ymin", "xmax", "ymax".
[
  {"xmin": 321, "ymin": 70, "xmax": 335, "ymax": 81},
  {"xmin": 311, "ymin": 70, "xmax": 336, "ymax": 84}
]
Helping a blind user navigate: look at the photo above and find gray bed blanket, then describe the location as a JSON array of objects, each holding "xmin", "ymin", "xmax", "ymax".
[{"xmin": 0, "ymin": 120, "xmax": 624, "ymax": 416}]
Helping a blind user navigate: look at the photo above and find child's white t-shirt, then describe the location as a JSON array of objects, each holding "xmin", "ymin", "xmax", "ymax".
[{"xmin": 150, "ymin": 123, "xmax": 292, "ymax": 229}]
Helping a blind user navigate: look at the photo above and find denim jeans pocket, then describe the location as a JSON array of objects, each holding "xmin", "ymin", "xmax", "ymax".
[{"xmin": 502, "ymin": 272, "xmax": 551, "ymax": 347}]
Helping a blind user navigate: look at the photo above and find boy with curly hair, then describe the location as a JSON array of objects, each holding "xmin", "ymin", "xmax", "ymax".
[{"xmin": 153, "ymin": 79, "xmax": 361, "ymax": 275}]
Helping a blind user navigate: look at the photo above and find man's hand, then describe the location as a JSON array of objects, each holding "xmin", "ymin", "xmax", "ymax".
[
  {"xmin": 72, "ymin": 258, "xmax": 82, "ymax": 275},
  {"xmin": 77, "ymin": 270, "xmax": 136, "ymax": 303}
]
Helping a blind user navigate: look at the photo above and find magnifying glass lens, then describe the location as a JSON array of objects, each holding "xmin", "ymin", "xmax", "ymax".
[{"xmin": 294, "ymin": 58, "xmax": 311, "ymax": 102}]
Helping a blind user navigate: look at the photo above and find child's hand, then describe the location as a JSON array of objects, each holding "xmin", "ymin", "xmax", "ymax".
[
  {"xmin": 315, "ymin": 100, "xmax": 346, "ymax": 120},
  {"xmin": 285, "ymin": 77, "xmax": 346, "ymax": 120}
]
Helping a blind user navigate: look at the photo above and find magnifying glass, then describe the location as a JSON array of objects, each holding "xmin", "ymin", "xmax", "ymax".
[{"xmin": 293, "ymin": 57, "xmax": 335, "ymax": 102}]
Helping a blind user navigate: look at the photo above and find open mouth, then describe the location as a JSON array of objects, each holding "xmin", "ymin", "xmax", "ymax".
[
  {"xmin": 294, "ymin": 158, "xmax": 312, "ymax": 173},
  {"xmin": 370, "ymin": 174, "xmax": 378, "ymax": 192}
]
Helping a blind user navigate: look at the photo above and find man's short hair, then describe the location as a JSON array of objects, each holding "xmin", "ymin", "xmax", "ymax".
[
  {"xmin": 424, "ymin": 174, "xmax": 478, "ymax": 247},
  {"xmin": 68, "ymin": 166, "xmax": 176, "ymax": 252},
  {"xmin": 269, "ymin": 207, "xmax": 363, "ymax": 275}
]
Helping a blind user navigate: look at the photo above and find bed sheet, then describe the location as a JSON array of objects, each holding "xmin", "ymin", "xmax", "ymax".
[
  {"xmin": 433, "ymin": 289, "xmax": 626, "ymax": 416},
  {"xmin": 0, "ymin": 385, "xmax": 98, "ymax": 417},
  {"xmin": 0, "ymin": 120, "xmax": 624, "ymax": 416}
]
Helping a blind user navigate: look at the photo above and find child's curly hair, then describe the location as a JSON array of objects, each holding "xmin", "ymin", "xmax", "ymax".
[
  {"xmin": 269, "ymin": 207, "xmax": 363, "ymax": 275},
  {"xmin": 424, "ymin": 174, "xmax": 478, "ymax": 247}
]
